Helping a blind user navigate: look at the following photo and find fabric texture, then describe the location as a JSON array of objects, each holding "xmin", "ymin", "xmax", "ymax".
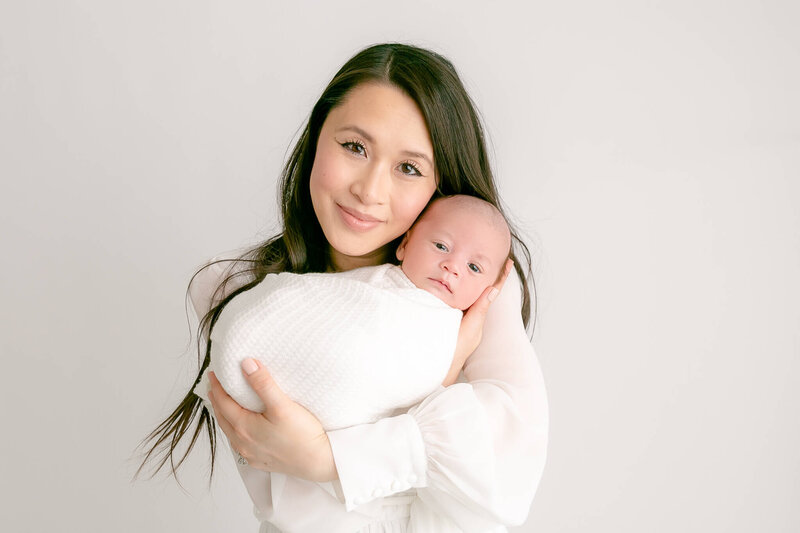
[
  {"xmin": 187, "ymin": 254, "xmax": 549, "ymax": 532},
  {"xmin": 195, "ymin": 264, "xmax": 460, "ymax": 430}
]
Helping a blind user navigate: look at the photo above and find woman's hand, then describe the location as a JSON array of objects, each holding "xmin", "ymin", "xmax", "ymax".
[
  {"xmin": 207, "ymin": 359, "xmax": 338, "ymax": 483},
  {"xmin": 441, "ymin": 259, "xmax": 514, "ymax": 387}
]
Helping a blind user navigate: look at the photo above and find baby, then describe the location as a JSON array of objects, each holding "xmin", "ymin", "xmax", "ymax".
[
  {"xmin": 396, "ymin": 194, "xmax": 511, "ymax": 312},
  {"xmin": 195, "ymin": 195, "xmax": 511, "ymax": 430}
]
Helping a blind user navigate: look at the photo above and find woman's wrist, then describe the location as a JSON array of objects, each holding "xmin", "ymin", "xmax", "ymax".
[
  {"xmin": 311, "ymin": 433, "xmax": 339, "ymax": 482},
  {"xmin": 441, "ymin": 357, "xmax": 465, "ymax": 387}
]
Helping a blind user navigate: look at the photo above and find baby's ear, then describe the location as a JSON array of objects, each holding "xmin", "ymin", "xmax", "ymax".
[{"xmin": 396, "ymin": 234, "xmax": 409, "ymax": 261}]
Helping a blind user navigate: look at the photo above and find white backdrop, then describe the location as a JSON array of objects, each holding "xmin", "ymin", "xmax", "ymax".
[{"xmin": 1, "ymin": 1, "xmax": 798, "ymax": 532}]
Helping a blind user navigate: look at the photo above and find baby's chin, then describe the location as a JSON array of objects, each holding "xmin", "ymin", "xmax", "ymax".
[
  {"xmin": 453, "ymin": 298, "xmax": 476, "ymax": 311},
  {"xmin": 423, "ymin": 283, "xmax": 486, "ymax": 311},
  {"xmin": 443, "ymin": 293, "xmax": 480, "ymax": 312}
]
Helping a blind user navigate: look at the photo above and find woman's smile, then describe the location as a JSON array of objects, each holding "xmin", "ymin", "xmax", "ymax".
[
  {"xmin": 309, "ymin": 82, "xmax": 437, "ymax": 271},
  {"xmin": 336, "ymin": 203, "xmax": 384, "ymax": 231}
]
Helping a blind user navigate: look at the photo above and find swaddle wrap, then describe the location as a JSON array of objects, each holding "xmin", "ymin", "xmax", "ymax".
[{"xmin": 197, "ymin": 264, "xmax": 461, "ymax": 430}]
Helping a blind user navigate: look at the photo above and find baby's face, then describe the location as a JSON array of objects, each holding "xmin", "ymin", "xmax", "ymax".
[{"xmin": 397, "ymin": 197, "xmax": 510, "ymax": 310}]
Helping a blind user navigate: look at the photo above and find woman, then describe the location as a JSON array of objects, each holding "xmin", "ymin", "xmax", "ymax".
[{"xmin": 139, "ymin": 43, "xmax": 548, "ymax": 532}]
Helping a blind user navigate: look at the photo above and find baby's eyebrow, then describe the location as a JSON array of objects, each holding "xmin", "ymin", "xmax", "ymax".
[{"xmin": 472, "ymin": 252, "xmax": 491, "ymax": 265}]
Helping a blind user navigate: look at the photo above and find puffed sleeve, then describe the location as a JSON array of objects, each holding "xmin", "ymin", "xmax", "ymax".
[
  {"xmin": 326, "ymin": 269, "xmax": 549, "ymax": 529},
  {"xmin": 187, "ymin": 257, "xmax": 243, "ymax": 325},
  {"xmin": 187, "ymin": 255, "xmax": 249, "ymax": 406}
]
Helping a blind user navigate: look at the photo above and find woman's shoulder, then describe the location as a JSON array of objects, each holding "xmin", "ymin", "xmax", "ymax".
[
  {"xmin": 462, "ymin": 266, "xmax": 542, "ymax": 395},
  {"xmin": 484, "ymin": 267, "xmax": 527, "ymax": 331},
  {"xmin": 187, "ymin": 248, "xmax": 256, "ymax": 318}
]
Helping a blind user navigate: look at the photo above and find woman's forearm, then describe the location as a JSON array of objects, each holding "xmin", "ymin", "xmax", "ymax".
[{"xmin": 329, "ymin": 271, "xmax": 548, "ymax": 525}]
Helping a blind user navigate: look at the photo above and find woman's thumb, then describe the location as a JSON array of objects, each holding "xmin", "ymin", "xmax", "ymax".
[
  {"xmin": 466, "ymin": 258, "xmax": 512, "ymax": 320},
  {"xmin": 242, "ymin": 358, "xmax": 285, "ymax": 415},
  {"xmin": 467, "ymin": 285, "xmax": 499, "ymax": 319}
]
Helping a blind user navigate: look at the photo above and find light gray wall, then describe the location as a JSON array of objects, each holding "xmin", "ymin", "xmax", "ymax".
[{"xmin": 1, "ymin": 1, "xmax": 797, "ymax": 532}]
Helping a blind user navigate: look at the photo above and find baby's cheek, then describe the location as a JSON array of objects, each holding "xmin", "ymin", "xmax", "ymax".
[{"xmin": 471, "ymin": 283, "xmax": 492, "ymax": 306}]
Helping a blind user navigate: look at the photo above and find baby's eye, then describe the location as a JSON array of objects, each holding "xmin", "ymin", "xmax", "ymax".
[
  {"xmin": 435, "ymin": 242, "xmax": 448, "ymax": 252},
  {"xmin": 342, "ymin": 141, "xmax": 366, "ymax": 156},
  {"xmin": 398, "ymin": 161, "xmax": 422, "ymax": 177},
  {"xmin": 468, "ymin": 263, "xmax": 482, "ymax": 273}
]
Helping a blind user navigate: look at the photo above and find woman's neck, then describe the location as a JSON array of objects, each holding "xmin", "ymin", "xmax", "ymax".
[{"xmin": 328, "ymin": 246, "xmax": 388, "ymax": 272}]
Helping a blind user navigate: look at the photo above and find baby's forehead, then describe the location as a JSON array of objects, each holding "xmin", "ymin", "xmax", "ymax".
[
  {"xmin": 418, "ymin": 195, "xmax": 511, "ymax": 256},
  {"xmin": 423, "ymin": 196, "xmax": 508, "ymax": 234}
]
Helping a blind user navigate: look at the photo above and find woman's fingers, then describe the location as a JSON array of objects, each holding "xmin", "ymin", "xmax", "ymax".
[
  {"xmin": 208, "ymin": 372, "xmax": 262, "ymax": 462},
  {"xmin": 464, "ymin": 259, "xmax": 513, "ymax": 323},
  {"xmin": 240, "ymin": 358, "xmax": 290, "ymax": 420},
  {"xmin": 239, "ymin": 360, "xmax": 336, "ymax": 481},
  {"xmin": 497, "ymin": 258, "xmax": 514, "ymax": 289},
  {"xmin": 450, "ymin": 259, "xmax": 515, "ymax": 376},
  {"xmin": 207, "ymin": 371, "xmax": 251, "ymax": 430},
  {"xmin": 207, "ymin": 377, "xmax": 247, "ymax": 455},
  {"xmin": 208, "ymin": 387, "xmax": 237, "ymax": 438},
  {"xmin": 207, "ymin": 364, "xmax": 336, "ymax": 481}
]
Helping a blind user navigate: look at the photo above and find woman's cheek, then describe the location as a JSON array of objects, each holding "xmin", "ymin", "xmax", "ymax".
[
  {"xmin": 310, "ymin": 145, "xmax": 343, "ymax": 194},
  {"xmin": 395, "ymin": 187, "xmax": 435, "ymax": 230}
]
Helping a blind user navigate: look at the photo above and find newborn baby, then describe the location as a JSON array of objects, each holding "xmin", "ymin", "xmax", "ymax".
[{"xmin": 195, "ymin": 195, "xmax": 511, "ymax": 430}]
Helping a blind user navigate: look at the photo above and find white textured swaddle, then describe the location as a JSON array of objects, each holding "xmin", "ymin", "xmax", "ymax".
[{"xmin": 196, "ymin": 264, "xmax": 461, "ymax": 430}]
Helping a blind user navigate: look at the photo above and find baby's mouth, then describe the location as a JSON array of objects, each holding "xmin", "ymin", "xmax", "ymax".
[{"xmin": 429, "ymin": 278, "xmax": 452, "ymax": 293}]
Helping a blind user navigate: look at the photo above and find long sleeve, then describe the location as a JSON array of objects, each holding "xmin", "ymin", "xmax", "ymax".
[{"xmin": 326, "ymin": 269, "xmax": 549, "ymax": 530}]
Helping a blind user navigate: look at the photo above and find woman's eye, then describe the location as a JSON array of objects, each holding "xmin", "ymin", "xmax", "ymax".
[
  {"xmin": 398, "ymin": 161, "xmax": 422, "ymax": 176},
  {"xmin": 342, "ymin": 141, "xmax": 366, "ymax": 156},
  {"xmin": 435, "ymin": 242, "xmax": 448, "ymax": 252},
  {"xmin": 468, "ymin": 263, "xmax": 482, "ymax": 273}
]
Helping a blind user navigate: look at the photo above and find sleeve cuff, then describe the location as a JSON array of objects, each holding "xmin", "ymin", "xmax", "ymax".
[{"xmin": 327, "ymin": 413, "xmax": 428, "ymax": 511}]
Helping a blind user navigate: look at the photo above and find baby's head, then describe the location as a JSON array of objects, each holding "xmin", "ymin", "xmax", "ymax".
[{"xmin": 396, "ymin": 195, "xmax": 511, "ymax": 310}]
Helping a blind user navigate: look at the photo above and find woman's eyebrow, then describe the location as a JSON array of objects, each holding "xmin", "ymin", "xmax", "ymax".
[
  {"xmin": 401, "ymin": 150, "xmax": 433, "ymax": 167},
  {"xmin": 336, "ymin": 125, "xmax": 373, "ymax": 142},
  {"xmin": 336, "ymin": 125, "xmax": 432, "ymax": 167}
]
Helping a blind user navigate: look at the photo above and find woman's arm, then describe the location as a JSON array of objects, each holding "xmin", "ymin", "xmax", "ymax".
[
  {"xmin": 190, "ymin": 255, "xmax": 341, "ymax": 483},
  {"xmin": 327, "ymin": 268, "xmax": 549, "ymax": 528},
  {"xmin": 197, "ymin": 255, "xmax": 548, "ymax": 527}
]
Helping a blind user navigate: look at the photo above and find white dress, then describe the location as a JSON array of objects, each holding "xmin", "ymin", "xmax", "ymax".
[{"xmin": 188, "ymin": 256, "xmax": 549, "ymax": 533}]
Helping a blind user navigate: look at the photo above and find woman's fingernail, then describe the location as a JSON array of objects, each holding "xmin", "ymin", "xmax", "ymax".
[
  {"xmin": 488, "ymin": 288, "xmax": 499, "ymax": 302},
  {"xmin": 242, "ymin": 358, "xmax": 258, "ymax": 375}
]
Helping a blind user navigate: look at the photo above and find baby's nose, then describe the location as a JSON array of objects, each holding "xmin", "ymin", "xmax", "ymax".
[{"xmin": 442, "ymin": 260, "xmax": 459, "ymax": 276}]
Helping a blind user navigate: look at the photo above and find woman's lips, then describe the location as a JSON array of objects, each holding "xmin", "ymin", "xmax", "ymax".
[{"xmin": 336, "ymin": 204, "xmax": 383, "ymax": 231}]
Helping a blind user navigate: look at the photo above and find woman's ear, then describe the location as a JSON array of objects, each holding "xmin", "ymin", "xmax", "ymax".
[{"xmin": 396, "ymin": 234, "xmax": 409, "ymax": 261}]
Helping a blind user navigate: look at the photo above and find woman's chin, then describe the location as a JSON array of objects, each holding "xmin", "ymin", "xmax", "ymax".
[{"xmin": 328, "ymin": 241, "xmax": 391, "ymax": 270}]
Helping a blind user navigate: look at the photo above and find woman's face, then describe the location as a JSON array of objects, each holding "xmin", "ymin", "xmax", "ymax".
[{"xmin": 310, "ymin": 82, "xmax": 437, "ymax": 271}]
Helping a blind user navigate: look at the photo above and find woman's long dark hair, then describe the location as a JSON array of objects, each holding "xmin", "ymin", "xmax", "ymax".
[{"xmin": 134, "ymin": 42, "xmax": 536, "ymax": 483}]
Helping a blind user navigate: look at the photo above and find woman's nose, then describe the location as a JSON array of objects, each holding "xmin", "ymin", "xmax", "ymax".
[{"xmin": 350, "ymin": 162, "xmax": 389, "ymax": 205}]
